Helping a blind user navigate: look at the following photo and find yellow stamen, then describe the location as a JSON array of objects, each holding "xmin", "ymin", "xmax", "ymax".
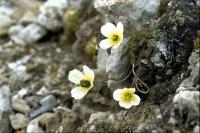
[
  {"xmin": 121, "ymin": 88, "xmax": 135, "ymax": 102},
  {"xmin": 108, "ymin": 31, "xmax": 123, "ymax": 46},
  {"xmin": 79, "ymin": 74, "xmax": 93, "ymax": 91}
]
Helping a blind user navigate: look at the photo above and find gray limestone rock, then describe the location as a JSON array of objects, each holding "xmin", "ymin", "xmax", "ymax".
[
  {"xmin": 9, "ymin": 113, "xmax": 29, "ymax": 129},
  {"xmin": 97, "ymin": 49, "xmax": 109, "ymax": 69},
  {"xmin": 0, "ymin": 12, "xmax": 14, "ymax": 37},
  {"xmin": 94, "ymin": 0, "xmax": 161, "ymax": 25},
  {"xmin": 30, "ymin": 95, "xmax": 57, "ymax": 118},
  {"xmin": 11, "ymin": 95, "xmax": 31, "ymax": 114},
  {"xmin": 106, "ymin": 39, "xmax": 131, "ymax": 89},
  {"xmin": 37, "ymin": 7, "xmax": 63, "ymax": 31},
  {"xmin": 9, "ymin": 23, "xmax": 46, "ymax": 45},
  {"xmin": 27, "ymin": 113, "xmax": 55, "ymax": 133},
  {"xmin": 172, "ymin": 51, "xmax": 200, "ymax": 128},
  {"xmin": 0, "ymin": 85, "xmax": 12, "ymax": 133}
]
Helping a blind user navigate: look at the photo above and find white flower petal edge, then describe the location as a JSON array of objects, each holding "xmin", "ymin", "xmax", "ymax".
[
  {"xmin": 68, "ymin": 69, "xmax": 84, "ymax": 84},
  {"xmin": 113, "ymin": 89, "xmax": 123, "ymax": 101},
  {"xmin": 131, "ymin": 94, "xmax": 141, "ymax": 105},
  {"xmin": 117, "ymin": 22, "xmax": 123, "ymax": 33},
  {"xmin": 119, "ymin": 101, "xmax": 133, "ymax": 109},
  {"xmin": 99, "ymin": 39, "xmax": 112, "ymax": 49},
  {"xmin": 83, "ymin": 65, "xmax": 94, "ymax": 80},
  {"xmin": 101, "ymin": 23, "xmax": 116, "ymax": 37},
  {"xmin": 71, "ymin": 87, "xmax": 88, "ymax": 99}
]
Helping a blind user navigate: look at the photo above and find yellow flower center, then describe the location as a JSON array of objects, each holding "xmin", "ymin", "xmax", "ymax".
[
  {"xmin": 108, "ymin": 31, "xmax": 123, "ymax": 46},
  {"xmin": 121, "ymin": 89, "xmax": 135, "ymax": 102},
  {"xmin": 80, "ymin": 79, "xmax": 91, "ymax": 88},
  {"xmin": 79, "ymin": 75, "xmax": 93, "ymax": 91}
]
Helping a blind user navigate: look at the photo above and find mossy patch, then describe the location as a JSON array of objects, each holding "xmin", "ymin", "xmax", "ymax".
[
  {"xmin": 64, "ymin": 9, "xmax": 80, "ymax": 32},
  {"xmin": 125, "ymin": 20, "xmax": 165, "ymax": 66},
  {"xmin": 193, "ymin": 30, "xmax": 200, "ymax": 50}
]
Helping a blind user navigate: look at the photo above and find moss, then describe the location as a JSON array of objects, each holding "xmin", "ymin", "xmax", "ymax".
[
  {"xmin": 84, "ymin": 36, "xmax": 97, "ymax": 60},
  {"xmin": 96, "ymin": 122, "xmax": 115, "ymax": 133},
  {"xmin": 193, "ymin": 30, "xmax": 200, "ymax": 50},
  {"xmin": 64, "ymin": 9, "xmax": 80, "ymax": 31},
  {"xmin": 158, "ymin": 0, "xmax": 170, "ymax": 17},
  {"xmin": 125, "ymin": 20, "xmax": 165, "ymax": 65}
]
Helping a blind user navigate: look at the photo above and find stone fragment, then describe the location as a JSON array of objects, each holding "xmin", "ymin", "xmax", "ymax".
[
  {"xmin": 0, "ymin": 85, "xmax": 12, "ymax": 133},
  {"xmin": 12, "ymin": 95, "xmax": 31, "ymax": 114},
  {"xmin": 9, "ymin": 113, "xmax": 29, "ymax": 129},
  {"xmin": 94, "ymin": 0, "xmax": 161, "ymax": 25},
  {"xmin": 30, "ymin": 95, "xmax": 57, "ymax": 118},
  {"xmin": 0, "ymin": 12, "xmax": 14, "ymax": 37}
]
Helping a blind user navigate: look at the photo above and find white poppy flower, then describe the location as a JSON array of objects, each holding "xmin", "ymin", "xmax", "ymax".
[
  {"xmin": 99, "ymin": 22, "xmax": 124, "ymax": 49},
  {"xmin": 68, "ymin": 65, "xmax": 94, "ymax": 99},
  {"xmin": 113, "ymin": 88, "xmax": 141, "ymax": 109}
]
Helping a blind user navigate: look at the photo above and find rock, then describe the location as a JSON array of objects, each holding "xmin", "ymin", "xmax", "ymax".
[
  {"xmin": 37, "ymin": 7, "xmax": 63, "ymax": 31},
  {"xmin": 72, "ymin": 102, "xmax": 94, "ymax": 120},
  {"xmin": 177, "ymin": 51, "xmax": 200, "ymax": 92},
  {"xmin": 25, "ymin": 95, "xmax": 42, "ymax": 109},
  {"xmin": 172, "ymin": 51, "xmax": 200, "ymax": 128},
  {"xmin": 97, "ymin": 49, "xmax": 109, "ymax": 69},
  {"xmin": 7, "ymin": 55, "xmax": 32, "ymax": 83},
  {"xmin": 27, "ymin": 113, "xmax": 55, "ymax": 133},
  {"xmin": 188, "ymin": 51, "xmax": 199, "ymax": 69},
  {"xmin": 9, "ymin": 24, "xmax": 25, "ymax": 44},
  {"xmin": 173, "ymin": 91, "xmax": 199, "ymax": 107},
  {"xmin": 8, "ymin": 55, "xmax": 31, "ymax": 72},
  {"xmin": 88, "ymin": 112, "xmax": 115, "ymax": 124},
  {"xmin": 94, "ymin": 0, "xmax": 160, "ymax": 25},
  {"xmin": 8, "ymin": 0, "xmax": 42, "ymax": 20},
  {"xmin": 0, "ymin": 85, "xmax": 12, "ymax": 112},
  {"xmin": 0, "ymin": 85, "xmax": 12, "ymax": 133},
  {"xmin": 19, "ymin": 11, "xmax": 37, "ymax": 25},
  {"xmin": 166, "ymin": 69, "xmax": 173, "ymax": 76},
  {"xmin": 80, "ymin": 111, "xmax": 116, "ymax": 132},
  {"xmin": 151, "ymin": 41, "xmax": 169, "ymax": 68},
  {"xmin": 193, "ymin": 125, "xmax": 200, "ymax": 133},
  {"xmin": 0, "ymin": 5, "xmax": 14, "ymax": 17},
  {"xmin": 30, "ymin": 95, "xmax": 57, "ymax": 118},
  {"xmin": 139, "ymin": 50, "xmax": 200, "ymax": 132},
  {"xmin": 155, "ymin": 41, "xmax": 169, "ymax": 60},
  {"xmin": 9, "ymin": 113, "xmax": 29, "ymax": 129},
  {"xmin": 0, "ymin": 12, "xmax": 14, "ymax": 37},
  {"xmin": 12, "ymin": 95, "xmax": 31, "ymax": 114},
  {"xmin": 28, "ymin": 108, "xmax": 81, "ymax": 132},
  {"xmin": 106, "ymin": 39, "xmax": 131, "ymax": 89},
  {"xmin": 151, "ymin": 53, "xmax": 165, "ymax": 68},
  {"xmin": 40, "ymin": 0, "xmax": 68, "ymax": 13},
  {"xmin": 36, "ymin": 86, "xmax": 50, "ymax": 96},
  {"xmin": 17, "ymin": 88, "xmax": 29, "ymax": 98},
  {"xmin": 19, "ymin": 23, "xmax": 46, "ymax": 44},
  {"xmin": 9, "ymin": 23, "xmax": 46, "ymax": 45},
  {"xmin": 27, "ymin": 123, "xmax": 44, "ymax": 133},
  {"xmin": 9, "ymin": 70, "xmax": 32, "ymax": 85}
]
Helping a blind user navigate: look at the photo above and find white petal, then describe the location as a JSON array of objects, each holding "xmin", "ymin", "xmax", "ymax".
[
  {"xmin": 131, "ymin": 94, "xmax": 141, "ymax": 106},
  {"xmin": 101, "ymin": 23, "xmax": 116, "ymax": 37},
  {"xmin": 68, "ymin": 69, "xmax": 83, "ymax": 84},
  {"xmin": 99, "ymin": 39, "xmax": 112, "ymax": 49},
  {"xmin": 113, "ymin": 89, "xmax": 123, "ymax": 101},
  {"xmin": 117, "ymin": 22, "xmax": 123, "ymax": 33},
  {"xmin": 131, "ymin": 88, "xmax": 136, "ymax": 93},
  {"xmin": 83, "ymin": 65, "xmax": 94, "ymax": 80},
  {"xmin": 71, "ymin": 87, "xmax": 88, "ymax": 99},
  {"xmin": 119, "ymin": 101, "xmax": 133, "ymax": 109}
]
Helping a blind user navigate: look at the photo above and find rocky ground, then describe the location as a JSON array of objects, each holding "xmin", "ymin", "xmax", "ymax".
[{"xmin": 0, "ymin": 0, "xmax": 199, "ymax": 133}]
